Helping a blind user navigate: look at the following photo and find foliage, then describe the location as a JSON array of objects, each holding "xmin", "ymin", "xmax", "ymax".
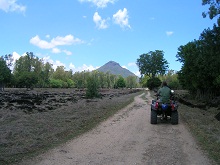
[
  {"xmin": 176, "ymin": 25, "xmax": 220, "ymax": 97},
  {"xmin": 115, "ymin": 76, "xmax": 126, "ymax": 88},
  {"xmin": 49, "ymin": 79, "xmax": 63, "ymax": 88},
  {"xmin": 66, "ymin": 79, "xmax": 75, "ymax": 88},
  {"xmin": 13, "ymin": 52, "xmax": 42, "ymax": 88},
  {"xmin": 202, "ymin": 0, "xmax": 220, "ymax": 26},
  {"xmin": 16, "ymin": 72, "xmax": 38, "ymax": 88},
  {"xmin": 86, "ymin": 74, "xmax": 100, "ymax": 98},
  {"xmin": 0, "ymin": 56, "xmax": 12, "ymax": 91},
  {"xmin": 139, "ymin": 75, "xmax": 150, "ymax": 87},
  {"xmin": 146, "ymin": 77, "xmax": 162, "ymax": 90},
  {"xmin": 136, "ymin": 50, "xmax": 169, "ymax": 78},
  {"xmin": 126, "ymin": 76, "xmax": 138, "ymax": 88},
  {"xmin": 158, "ymin": 70, "xmax": 181, "ymax": 89}
]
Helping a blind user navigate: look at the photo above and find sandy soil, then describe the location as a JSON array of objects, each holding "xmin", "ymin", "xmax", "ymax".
[{"xmin": 19, "ymin": 92, "xmax": 213, "ymax": 165}]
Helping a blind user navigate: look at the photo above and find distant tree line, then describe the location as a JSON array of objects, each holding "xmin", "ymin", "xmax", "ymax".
[{"xmin": 0, "ymin": 52, "xmax": 138, "ymax": 93}]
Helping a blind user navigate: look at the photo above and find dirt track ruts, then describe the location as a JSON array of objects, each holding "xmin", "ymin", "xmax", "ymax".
[{"xmin": 19, "ymin": 92, "xmax": 213, "ymax": 165}]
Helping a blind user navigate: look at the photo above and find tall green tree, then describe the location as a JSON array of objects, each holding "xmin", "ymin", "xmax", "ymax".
[
  {"xmin": 126, "ymin": 76, "xmax": 137, "ymax": 88},
  {"xmin": 13, "ymin": 52, "xmax": 39, "ymax": 88},
  {"xmin": 40, "ymin": 62, "xmax": 54, "ymax": 87},
  {"xmin": 176, "ymin": 25, "xmax": 220, "ymax": 97},
  {"xmin": 86, "ymin": 73, "xmax": 100, "ymax": 98},
  {"xmin": 115, "ymin": 76, "xmax": 126, "ymax": 88},
  {"xmin": 202, "ymin": 0, "xmax": 220, "ymax": 26},
  {"xmin": 0, "ymin": 55, "xmax": 12, "ymax": 91},
  {"xmin": 136, "ymin": 50, "xmax": 169, "ymax": 78}
]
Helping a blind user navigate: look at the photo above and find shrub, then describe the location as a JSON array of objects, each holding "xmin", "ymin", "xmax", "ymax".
[
  {"xmin": 86, "ymin": 75, "xmax": 100, "ymax": 98},
  {"xmin": 49, "ymin": 79, "xmax": 63, "ymax": 88},
  {"xmin": 115, "ymin": 76, "xmax": 126, "ymax": 88},
  {"xmin": 147, "ymin": 77, "xmax": 161, "ymax": 90}
]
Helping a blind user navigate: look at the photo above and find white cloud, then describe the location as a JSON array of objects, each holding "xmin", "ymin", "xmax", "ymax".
[
  {"xmin": 30, "ymin": 34, "xmax": 83, "ymax": 54},
  {"xmin": 78, "ymin": 64, "xmax": 99, "ymax": 72},
  {"xmin": 122, "ymin": 65, "xmax": 127, "ymax": 69},
  {"xmin": 113, "ymin": 8, "xmax": 131, "ymax": 29},
  {"xmin": 166, "ymin": 31, "xmax": 174, "ymax": 36},
  {"xmin": 68, "ymin": 63, "xmax": 99, "ymax": 73},
  {"xmin": 42, "ymin": 56, "xmax": 99, "ymax": 73},
  {"xmin": 128, "ymin": 62, "xmax": 136, "ymax": 67},
  {"xmin": 12, "ymin": 51, "xmax": 20, "ymax": 61},
  {"xmin": 46, "ymin": 34, "xmax": 50, "ymax": 38},
  {"xmin": 30, "ymin": 35, "xmax": 54, "ymax": 49},
  {"xmin": 42, "ymin": 56, "xmax": 66, "ymax": 70},
  {"xmin": 52, "ymin": 48, "xmax": 61, "ymax": 54},
  {"xmin": 63, "ymin": 50, "xmax": 72, "ymax": 55},
  {"xmin": 134, "ymin": 71, "xmax": 140, "ymax": 77},
  {"xmin": 51, "ymin": 35, "xmax": 82, "ymax": 46},
  {"xmin": 69, "ymin": 63, "xmax": 76, "ymax": 70},
  {"xmin": 79, "ymin": 0, "xmax": 116, "ymax": 8},
  {"xmin": 93, "ymin": 12, "xmax": 109, "ymax": 29},
  {"xmin": 30, "ymin": 34, "xmax": 83, "ymax": 49},
  {"xmin": 0, "ymin": 0, "xmax": 26, "ymax": 13}
]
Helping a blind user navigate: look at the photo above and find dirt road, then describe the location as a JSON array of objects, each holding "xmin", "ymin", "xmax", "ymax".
[{"xmin": 20, "ymin": 92, "xmax": 213, "ymax": 165}]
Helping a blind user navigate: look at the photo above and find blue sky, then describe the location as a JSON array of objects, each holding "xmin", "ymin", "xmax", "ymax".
[{"xmin": 0, "ymin": 0, "xmax": 217, "ymax": 76}]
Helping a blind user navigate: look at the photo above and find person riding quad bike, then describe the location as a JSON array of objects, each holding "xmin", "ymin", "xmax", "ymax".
[
  {"xmin": 151, "ymin": 81, "xmax": 178, "ymax": 124},
  {"xmin": 156, "ymin": 81, "xmax": 173, "ymax": 120}
]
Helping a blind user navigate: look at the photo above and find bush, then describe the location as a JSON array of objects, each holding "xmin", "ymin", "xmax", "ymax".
[
  {"xmin": 115, "ymin": 76, "xmax": 126, "ymax": 88},
  {"xmin": 49, "ymin": 79, "xmax": 63, "ymax": 88},
  {"xmin": 86, "ymin": 75, "xmax": 100, "ymax": 98},
  {"xmin": 147, "ymin": 77, "xmax": 161, "ymax": 90},
  {"xmin": 66, "ymin": 79, "xmax": 75, "ymax": 88}
]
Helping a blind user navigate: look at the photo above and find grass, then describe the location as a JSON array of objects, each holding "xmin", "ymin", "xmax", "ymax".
[
  {"xmin": 0, "ymin": 89, "xmax": 143, "ymax": 165},
  {"xmin": 178, "ymin": 104, "xmax": 220, "ymax": 164}
]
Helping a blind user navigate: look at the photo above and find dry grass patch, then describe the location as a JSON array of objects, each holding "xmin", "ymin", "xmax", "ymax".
[{"xmin": 0, "ymin": 88, "xmax": 142, "ymax": 165}]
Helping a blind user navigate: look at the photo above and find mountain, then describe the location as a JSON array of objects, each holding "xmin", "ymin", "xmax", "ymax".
[{"xmin": 97, "ymin": 61, "xmax": 137, "ymax": 78}]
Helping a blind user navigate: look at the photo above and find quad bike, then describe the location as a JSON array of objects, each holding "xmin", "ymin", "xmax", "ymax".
[{"xmin": 151, "ymin": 90, "xmax": 179, "ymax": 124}]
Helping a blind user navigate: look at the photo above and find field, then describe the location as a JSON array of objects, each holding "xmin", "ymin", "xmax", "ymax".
[{"xmin": 0, "ymin": 88, "xmax": 142, "ymax": 165}]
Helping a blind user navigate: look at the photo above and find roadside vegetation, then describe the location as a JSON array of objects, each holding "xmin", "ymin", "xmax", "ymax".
[
  {"xmin": 178, "ymin": 103, "xmax": 220, "ymax": 164},
  {"xmin": 0, "ymin": 88, "xmax": 142, "ymax": 165}
]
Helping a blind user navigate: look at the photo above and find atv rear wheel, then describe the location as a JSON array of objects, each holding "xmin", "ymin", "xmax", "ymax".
[
  {"xmin": 151, "ymin": 110, "xmax": 157, "ymax": 124},
  {"xmin": 171, "ymin": 111, "xmax": 178, "ymax": 125}
]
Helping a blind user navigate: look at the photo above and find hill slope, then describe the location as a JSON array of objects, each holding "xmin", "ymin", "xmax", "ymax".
[{"xmin": 97, "ymin": 61, "xmax": 136, "ymax": 78}]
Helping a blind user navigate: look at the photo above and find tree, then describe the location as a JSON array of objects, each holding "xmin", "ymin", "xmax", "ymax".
[
  {"xmin": 86, "ymin": 73, "xmax": 100, "ymax": 98},
  {"xmin": 136, "ymin": 50, "xmax": 169, "ymax": 78},
  {"xmin": 202, "ymin": 0, "xmax": 220, "ymax": 26},
  {"xmin": 146, "ymin": 77, "xmax": 161, "ymax": 90},
  {"xmin": 176, "ymin": 25, "xmax": 220, "ymax": 97},
  {"xmin": 158, "ymin": 70, "xmax": 181, "ymax": 89},
  {"xmin": 18, "ymin": 72, "xmax": 38, "ymax": 89},
  {"xmin": 115, "ymin": 76, "xmax": 126, "ymax": 88},
  {"xmin": 126, "ymin": 76, "xmax": 137, "ymax": 88},
  {"xmin": 13, "ymin": 52, "xmax": 43, "ymax": 88},
  {"xmin": 0, "ymin": 56, "xmax": 12, "ymax": 91},
  {"xmin": 40, "ymin": 62, "xmax": 54, "ymax": 87},
  {"xmin": 52, "ymin": 66, "xmax": 66, "ymax": 80}
]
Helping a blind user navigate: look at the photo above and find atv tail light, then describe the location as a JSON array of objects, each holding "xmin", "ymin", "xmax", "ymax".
[{"xmin": 155, "ymin": 102, "xmax": 159, "ymax": 109}]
